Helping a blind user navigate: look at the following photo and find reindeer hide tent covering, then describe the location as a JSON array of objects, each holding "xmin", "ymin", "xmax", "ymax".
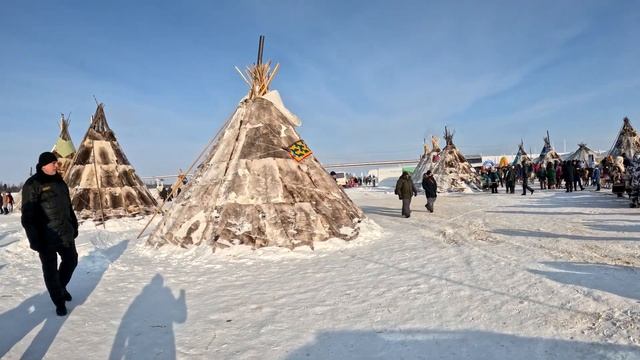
[
  {"xmin": 430, "ymin": 128, "xmax": 480, "ymax": 192},
  {"xmin": 608, "ymin": 117, "xmax": 640, "ymax": 158},
  {"xmin": 64, "ymin": 103, "xmax": 157, "ymax": 220},
  {"xmin": 534, "ymin": 131, "xmax": 561, "ymax": 165},
  {"xmin": 566, "ymin": 143, "xmax": 597, "ymax": 163},
  {"xmin": 411, "ymin": 135, "xmax": 440, "ymax": 185},
  {"xmin": 148, "ymin": 92, "xmax": 364, "ymax": 250},
  {"xmin": 149, "ymin": 37, "xmax": 363, "ymax": 250},
  {"xmin": 512, "ymin": 141, "xmax": 531, "ymax": 166},
  {"xmin": 52, "ymin": 114, "xmax": 76, "ymax": 177}
]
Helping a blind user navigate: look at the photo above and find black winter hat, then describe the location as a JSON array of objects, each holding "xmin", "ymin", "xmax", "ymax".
[{"xmin": 37, "ymin": 151, "xmax": 58, "ymax": 168}]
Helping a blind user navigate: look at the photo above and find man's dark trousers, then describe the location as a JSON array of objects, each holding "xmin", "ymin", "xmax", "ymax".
[{"xmin": 39, "ymin": 245, "xmax": 78, "ymax": 305}]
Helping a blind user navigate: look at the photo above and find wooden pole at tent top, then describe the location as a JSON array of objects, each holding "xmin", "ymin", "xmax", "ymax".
[{"xmin": 257, "ymin": 35, "xmax": 265, "ymax": 65}]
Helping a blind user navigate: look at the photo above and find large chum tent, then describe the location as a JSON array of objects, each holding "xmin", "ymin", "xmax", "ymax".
[
  {"xmin": 430, "ymin": 127, "xmax": 480, "ymax": 192},
  {"xmin": 148, "ymin": 37, "xmax": 364, "ymax": 250},
  {"xmin": 512, "ymin": 140, "xmax": 531, "ymax": 165},
  {"xmin": 52, "ymin": 113, "xmax": 76, "ymax": 177},
  {"xmin": 64, "ymin": 103, "xmax": 157, "ymax": 220},
  {"xmin": 566, "ymin": 143, "xmax": 597, "ymax": 163},
  {"xmin": 411, "ymin": 135, "xmax": 441, "ymax": 184},
  {"xmin": 608, "ymin": 117, "xmax": 640, "ymax": 158},
  {"xmin": 534, "ymin": 131, "xmax": 561, "ymax": 165}
]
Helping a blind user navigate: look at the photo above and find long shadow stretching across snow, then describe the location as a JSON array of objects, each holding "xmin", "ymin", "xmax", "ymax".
[
  {"xmin": 491, "ymin": 228, "xmax": 639, "ymax": 242},
  {"xmin": 360, "ymin": 205, "xmax": 430, "ymax": 218},
  {"xmin": 529, "ymin": 262, "xmax": 640, "ymax": 301},
  {"xmin": 0, "ymin": 240, "xmax": 128, "ymax": 359},
  {"xmin": 285, "ymin": 329, "xmax": 640, "ymax": 360},
  {"xmin": 502, "ymin": 191, "xmax": 630, "ymax": 210},
  {"xmin": 109, "ymin": 274, "xmax": 187, "ymax": 360}
]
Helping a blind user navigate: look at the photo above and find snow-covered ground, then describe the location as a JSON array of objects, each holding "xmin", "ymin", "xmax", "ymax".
[{"xmin": 1, "ymin": 187, "xmax": 639, "ymax": 359}]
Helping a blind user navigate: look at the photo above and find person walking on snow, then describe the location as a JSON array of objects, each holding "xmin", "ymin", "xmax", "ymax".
[
  {"xmin": 521, "ymin": 160, "xmax": 535, "ymax": 195},
  {"xmin": 421, "ymin": 170, "xmax": 438, "ymax": 213},
  {"xmin": 21, "ymin": 152, "xmax": 79, "ymax": 316},
  {"xmin": 395, "ymin": 171, "xmax": 418, "ymax": 218},
  {"xmin": 592, "ymin": 165, "xmax": 601, "ymax": 191}
]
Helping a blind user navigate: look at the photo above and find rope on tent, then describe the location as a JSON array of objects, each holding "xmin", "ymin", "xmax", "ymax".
[{"xmin": 136, "ymin": 111, "xmax": 237, "ymax": 240}]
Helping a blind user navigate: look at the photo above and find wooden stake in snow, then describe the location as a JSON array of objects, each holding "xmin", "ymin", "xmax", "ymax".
[{"xmin": 91, "ymin": 140, "xmax": 106, "ymax": 228}]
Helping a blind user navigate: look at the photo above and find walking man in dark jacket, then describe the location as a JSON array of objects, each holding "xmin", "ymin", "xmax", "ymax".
[
  {"xmin": 521, "ymin": 161, "xmax": 535, "ymax": 195},
  {"xmin": 563, "ymin": 161, "xmax": 575, "ymax": 192},
  {"xmin": 505, "ymin": 166, "xmax": 516, "ymax": 194},
  {"xmin": 395, "ymin": 171, "xmax": 418, "ymax": 218},
  {"xmin": 421, "ymin": 171, "xmax": 438, "ymax": 213},
  {"xmin": 21, "ymin": 152, "xmax": 79, "ymax": 316}
]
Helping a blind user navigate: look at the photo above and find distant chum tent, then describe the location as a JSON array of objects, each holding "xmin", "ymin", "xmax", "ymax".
[
  {"xmin": 608, "ymin": 117, "xmax": 640, "ymax": 158},
  {"xmin": 64, "ymin": 103, "xmax": 157, "ymax": 220},
  {"xmin": 411, "ymin": 135, "xmax": 441, "ymax": 184},
  {"xmin": 512, "ymin": 140, "xmax": 531, "ymax": 165},
  {"xmin": 430, "ymin": 127, "xmax": 480, "ymax": 192},
  {"xmin": 52, "ymin": 113, "xmax": 76, "ymax": 176},
  {"xmin": 148, "ymin": 37, "xmax": 364, "ymax": 251},
  {"xmin": 534, "ymin": 130, "xmax": 561, "ymax": 165},
  {"xmin": 566, "ymin": 143, "xmax": 597, "ymax": 164}
]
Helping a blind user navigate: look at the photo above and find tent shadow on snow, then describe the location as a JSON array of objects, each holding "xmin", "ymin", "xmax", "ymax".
[
  {"xmin": 285, "ymin": 329, "xmax": 639, "ymax": 360},
  {"xmin": 488, "ymin": 209, "xmax": 635, "ymax": 217},
  {"xmin": 109, "ymin": 274, "xmax": 186, "ymax": 360},
  {"xmin": 583, "ymin": 221, "xmax": 640, "ymax": 234},
  {"xmin": 491, "ymin": 228, "xmax": 639, "ymax": 242},
  {"xmin": 529, "ymin": 262, "xmax": 640, "ymax": 301},
  {"xmin": 502, "ymin": 191, "xmax": 630, "ymax": 210},
  {"xmin": 0, "ymin": 240, "xmax": 128, "ymax": 359}
]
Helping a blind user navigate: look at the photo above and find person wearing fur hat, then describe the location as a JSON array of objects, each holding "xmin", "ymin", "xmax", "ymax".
[{"xmin": 21, "ymin": 151, "xmax": 79, "ymax": 316}]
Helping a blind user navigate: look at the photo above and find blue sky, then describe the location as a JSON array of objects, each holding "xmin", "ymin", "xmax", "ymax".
[{"xmin": 2, "ymin": 0, "xmax": 639, "ymax": 184}]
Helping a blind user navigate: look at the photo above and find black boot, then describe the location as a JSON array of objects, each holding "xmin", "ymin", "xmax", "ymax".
[
  {"xmin": 63, "ymin": 289, "xmax": 72, "ymax": 302},
  {"xmin": 56, "ymin": 303, "xmax": 68, "ymax": 316}
]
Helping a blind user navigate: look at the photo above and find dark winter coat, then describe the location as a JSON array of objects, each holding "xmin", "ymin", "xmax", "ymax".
[
  {"xmin": 505, "ymin": 168, "xmax": 516, "ymax": 183},
  {"xmin": 421, "ymin": 175, "xmax": 438, "ymax": 198},
  {"xmin": 562, "ymin": 162, "xmax": 574, "ymax": 182},
  {"xmin": 21, "ymin": 169, "xmax": 78, "ymax": 251},
  {"xmin": 395, "ymin": 174, "xmax": 417, "ymax": 199}
]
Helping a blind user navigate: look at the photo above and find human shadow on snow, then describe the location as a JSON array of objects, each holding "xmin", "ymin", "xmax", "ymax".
[
  {"xmin": 491, "ymin": 228, "xmax": 639, "ymax": 242},
  {"xmin": 285, "ymin": 329, "xmax": 640, "ymax": 360},
  {"xmin": 109, "ymin": 274, "xmax": 187, "ymax": 360},
  {"xmin": 361, "ymin": 205, "xmax": 430, "ymax": 218},
  {"xmin": 0, "ymin": 240, "xmax": 129, "ymax": 359},
  {"xmin": 529, "ymin": 262, "xmax": 640, "ymax": 301}
]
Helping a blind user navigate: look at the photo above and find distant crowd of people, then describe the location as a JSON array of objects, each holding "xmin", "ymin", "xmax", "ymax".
[
  {"xmin": 329, "ymin": 171, "xmax": 377, "ymax": 188},
  {"xmin": 479, "ymin": 153, "xmax": 640, "ymax": 207}
]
